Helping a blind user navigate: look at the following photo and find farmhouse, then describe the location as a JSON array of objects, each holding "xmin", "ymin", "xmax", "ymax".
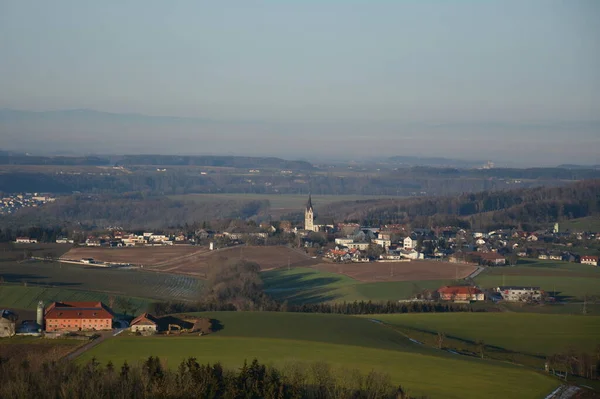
[
  {"xmin": 403, "ymin": 237, "xmax": 414, "ymax": 250},
  {"xmin": 44, "ymin": 301, "xmax": 113, "ymax": 332},
  {"xmin": 130, "ymin": 313, "xmax": 159, "ymax": 333},
  {"xmin": 496, "ymin": 286, "xmax": 542, "ymax": 302},
  {"xmin": 479, "ymin": 252, "xmax": 506, "ymax": 266},
  {"xmin": 0, "ymin": 309, "xmax": 18, "ymax": 337},
  {"xmin": 437, "ymin": 286, "xmax": 485, "ymax": 302},
  {"xmin": 580, "ymin": 255, "xmax": 598, "ymax": 266}
]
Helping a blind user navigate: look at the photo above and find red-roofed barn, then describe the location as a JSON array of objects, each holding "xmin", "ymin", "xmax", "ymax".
[{"xmin": 44, "ymin": 301, "xmax": 113, "ymax": 332}]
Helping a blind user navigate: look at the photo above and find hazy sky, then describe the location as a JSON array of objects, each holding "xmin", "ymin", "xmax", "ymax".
[{"xmin": 1, "ymin": 1, "xmax": 599, "ymax": 164}]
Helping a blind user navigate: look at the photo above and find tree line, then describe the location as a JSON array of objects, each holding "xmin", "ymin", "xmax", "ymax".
[
  {"xmin": 324, "ymin": 179, "xmax": 600, "ymax": 231},
  {"xmin": 0, "ymin": 356, "xmax": 421, "ymax": 399}
]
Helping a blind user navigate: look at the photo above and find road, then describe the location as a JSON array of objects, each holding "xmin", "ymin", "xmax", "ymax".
[{"xmin": 63, "ymin": 329, "xmax": 124, "ymax": 361}]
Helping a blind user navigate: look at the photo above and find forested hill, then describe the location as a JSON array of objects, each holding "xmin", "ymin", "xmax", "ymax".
[{"xmin": 324, "ymin": 179, "xmax": 600, "ymax": 231}]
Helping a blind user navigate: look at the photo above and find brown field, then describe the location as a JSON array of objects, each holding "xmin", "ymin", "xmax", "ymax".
[
  {"xmin": 154, "ymin": 245, "xmax": 318, "ymax": 276},
  {"xmin": 312, "ymin": 260, "xmax": 477, "ymax": 283},
  {"xmin": 60, "ymin": 246, "xmax": 204, "ymax": 266},
  {"xmin": 61, "ymin": 245, "xmax": 317, "ymax": 277}
]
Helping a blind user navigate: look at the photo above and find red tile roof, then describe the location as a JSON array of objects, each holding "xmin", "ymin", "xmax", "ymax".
[
  {"xmin": 130, "ymin": 313, "xmax": 159, "ymax": 326},
  {"xmin": 45, "ymin": 301, "xmax": 113, "ymax": 320},
  {"xmin": 438, "ymin": 286, "xmax": 483, "ymax": 295}
]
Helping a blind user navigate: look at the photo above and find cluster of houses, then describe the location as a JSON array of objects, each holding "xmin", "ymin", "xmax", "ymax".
[
  {"xmin": 0, "ymin": 301, "xmax": 203, "ymax": 338},
  {"xmin": 326, "ymin": 234, "xmax": 424, "ymax": 262},
  {"xmin": 436, "ymin": 285, "xmax": 543, "ymax": 303},
  {"xmin": 0, "ymin": 192, "xmax": 56, "ymax": 215}
]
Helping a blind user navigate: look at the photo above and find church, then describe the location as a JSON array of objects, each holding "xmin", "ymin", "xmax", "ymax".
[{"xmin": 304, "ymin": 194, "xmax": 334, "ymax": 233}]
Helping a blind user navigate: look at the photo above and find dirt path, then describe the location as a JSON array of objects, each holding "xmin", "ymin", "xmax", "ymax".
[{"xmin": 63, "ymin": 330, "xmax": 115, "ymax": 361}]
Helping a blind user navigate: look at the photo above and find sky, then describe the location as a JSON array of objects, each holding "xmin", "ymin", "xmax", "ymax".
[{"xmin": 0, "ymin": 1, "xmax": 599, "ymax": 165}]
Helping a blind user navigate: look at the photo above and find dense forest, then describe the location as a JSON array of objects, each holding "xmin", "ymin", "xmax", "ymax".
[
  {"xmin": 0, "ymin": 194, "xmax": 269, "ymax": 230},
  {"xmin": 323, "ymin": 180, "xmax": 600, "ymax": 230}
]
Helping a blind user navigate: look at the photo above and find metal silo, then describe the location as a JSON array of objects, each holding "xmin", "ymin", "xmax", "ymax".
[{"xmin": 36, "ymin": 301, "xmax": 44, "ymax": 327}]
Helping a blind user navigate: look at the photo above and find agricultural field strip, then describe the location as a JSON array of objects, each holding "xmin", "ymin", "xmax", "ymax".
[
  {"xmin": 79, "ymin": 313, "xmax": 560, "ymax": 399},
  {"xmin": 0, "ymin": 261, "xmax": 201, "ymax": 302},
  {"xmin": 366, "ymin": 313, "xmax": 600, "ymax": 356}
]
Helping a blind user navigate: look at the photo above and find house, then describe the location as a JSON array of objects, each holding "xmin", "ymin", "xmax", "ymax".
[
  {"xmin": 437, "ymin": 286, "xmax": 485, "ymax": 302},
  {"xmin": 15, "ymin": 237, "xmax": 37, "ymax": 244},
  {"xmin": 479, "ymin": 252, "xmax": 506, "ymax": 266},
  {"xmin": 56, "ymin": 237, "xmax": 74, "ymax": 244},
  {"xmin": 372, "ymin": 238, "xmax": 391, "ymax": 249},
  {"xmin": 345, "ymin": 242, "xmax": 370, "ymax": 251},
  {"xmin": 403, "ymin": 237, "xmax": 414, "ymax": 250},
  {"xmin": 527, "ymin": 234, "xmax": 539, "ymax": 242},
  {"xmin": 85, "ymin": 238, "xmax": 102, "ymax": 247},
  {"xmin": 44, "ymin": 301, "xmax": 113, "ymax": 332},
  {"xmin": 130, "ymin": 313, "xmax": 159, "ymax": 333},
  {"xmin": 495, "ymin": 286, "xmax": 542, "ymax": 302},
  {"xmin": 0, "ymin": 310, "xmax": 18, "ymax": 337},
  {"xmin": 581, "ymin": 255, "xmax": 599, "ymax": 266},
  {"xmin": 335, "ymin": 238, "xmax": 354, "ymax": 245}
]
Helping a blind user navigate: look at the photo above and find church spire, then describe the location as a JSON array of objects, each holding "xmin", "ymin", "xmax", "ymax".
[{"xmin": 306, "ymin": 193, "xmax": 313, "ymax": 211}]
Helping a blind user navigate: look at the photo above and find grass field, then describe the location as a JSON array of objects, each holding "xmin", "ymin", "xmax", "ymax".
[
  {"xmin": 558, "ymin": 216, "xmax": 600, "ymax": 232},
  {"xmin": 263, "ymin": 267, "xmax": 455, "ymax": 303},
  {"xmin": 475, "ymin": 259, "xmax": 600, "ymax": 301},
  {"xmin": 79, "ymin": 312, "xmax": 558, "ymax": 399},
  {"xmin": 369, "ymin": 313, "xmax": 600, "ymax": 357},
  {"xmin": 0, "ymin": 260, "xmax": 201, "ymax": 301},
  {"xmin": 0, "ymin": 285, "xmax": 152, "ymax": 315}
]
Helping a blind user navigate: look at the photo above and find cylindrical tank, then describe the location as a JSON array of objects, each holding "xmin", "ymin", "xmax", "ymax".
[{"xmin": 36, "ymin": 301, "xmax": 44, "ymax": 327}]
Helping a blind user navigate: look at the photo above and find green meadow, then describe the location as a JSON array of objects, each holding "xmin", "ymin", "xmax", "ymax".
[
  {"xmin": 370, "ymin": 313, "xmax": 600, "ymax": 356},
  {"xmin": 262, "ymin": 267, "xmax": 452, "ymax": 303},
  {"xmin": 79, "ymin": 312, "xmax": 559, "ymax": 399},
  {"xmin": 474, "ymin": 259, "xmax": 600, "ymax": 301},
  {"xmin": 0, "ymin": 285, "xmax": 151, "ymax": 315}
]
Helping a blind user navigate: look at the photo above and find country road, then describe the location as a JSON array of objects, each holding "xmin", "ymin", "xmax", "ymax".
[{"xmin": 63, "ymin": 329, "xmax": 123, "ymax": 361}]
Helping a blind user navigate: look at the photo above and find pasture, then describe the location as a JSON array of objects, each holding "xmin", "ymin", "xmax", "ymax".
[
  {"xmin": 370, "ymin": 313, "xmax": 600, "ymax": 357},
  {"xmin": 474, "ymin": 259, "xmax": 600, "ymax": 301},
  {"xmin": 263, "ymin": 267, "xmax": 454, "ymax": 303},
  {"xmin": 0, "ymin": 260, "xmax": 201, "ymax": 302},
  {"xmin": 313, "ymin": 260, "xmax": 476, "ymax": 282},
  {"xmin": 558, "ymin": 216, "xmax": 600, "ymax": 232},
  {"xmin": 0, "ymin": 285, "xmax": 151, "ymax": 315},
  {"xmin": 79, "ymin": 312, "xmax": 558, "ymax": 399}
]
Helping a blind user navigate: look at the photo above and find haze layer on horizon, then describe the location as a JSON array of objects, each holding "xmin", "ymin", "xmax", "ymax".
[{"xmin": 0, "ymin": 1, "xmax": 599, "ymax": 165}]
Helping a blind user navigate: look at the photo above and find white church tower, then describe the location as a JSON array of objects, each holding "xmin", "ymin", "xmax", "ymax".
[{"xmin": 304, "ymin": 194, "xmax": 314, "ymax": 231}]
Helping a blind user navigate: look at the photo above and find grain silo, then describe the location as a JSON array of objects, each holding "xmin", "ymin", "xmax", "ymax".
[{"xmin": 36, "ymin": 301, "xmax": 44, "ymax": 328}]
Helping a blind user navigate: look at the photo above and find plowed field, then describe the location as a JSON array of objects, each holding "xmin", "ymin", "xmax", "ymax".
[{"xmin": 312, "ymin": 260, "xmax": 476, "ymax": 282}]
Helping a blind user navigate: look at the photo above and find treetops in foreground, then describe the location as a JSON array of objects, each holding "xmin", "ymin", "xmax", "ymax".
[{"xmin": 0, "ymin": 356, "xmax": 421, "ymax": 399}]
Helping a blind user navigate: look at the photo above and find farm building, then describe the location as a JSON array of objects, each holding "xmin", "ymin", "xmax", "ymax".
[
  {"xmin": 130, "ymin": 313, "xmax": 159, "ymax": 333},
  {"xmin": 580, "ymin": 255, "xmax": 598, "ymax": 266},
  {"xmin": 437, "ymin": 286, "xmax": 485, "ymax": 302},
  {"xmin": 495, "ymin": 286, "xmax": 542, "ymax": 302},
  {"xmin": 478, "ymin": 252, "xmax": 506, "ymax": 265},
  {"xmin": 14, "ymin": 237, "xmax": 37, "ymax": 244},
  {"xmin": 0, "ymin": 310, "xmax": 18, "ymax": 337},
  {"xmin": 44, "ymin": 301, "xmax": 113, "ymax": 332}
]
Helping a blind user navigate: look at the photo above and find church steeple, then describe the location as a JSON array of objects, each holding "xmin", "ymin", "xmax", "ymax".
[{"xmin": 304, "ymin": 193, "xmax": 314, "ymax": 231}]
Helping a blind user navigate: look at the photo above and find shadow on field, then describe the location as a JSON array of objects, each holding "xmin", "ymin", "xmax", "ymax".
[
  {"xmin": 0, "ymin": 273, "xmax": 83, "ymax": 288},
  {"xmin": 263, "ymin": 271, "xmax": 341, "ymax": 304},
  {"xmin": 210, "ymin": 319, "xmax": 224, "ymax": 333},
  {"xmin": 404, "ymin": 325, "xmax": 546, "ymax": 360}
]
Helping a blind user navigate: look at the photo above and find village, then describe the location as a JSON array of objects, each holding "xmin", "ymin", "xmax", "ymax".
[
  {"xmin": 13, "ymin": 196, "xmax": 600, "ymax": 269},
  {"xmin": 0, "ymin": 192, "xmax": 56, "ymax": 215}
]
